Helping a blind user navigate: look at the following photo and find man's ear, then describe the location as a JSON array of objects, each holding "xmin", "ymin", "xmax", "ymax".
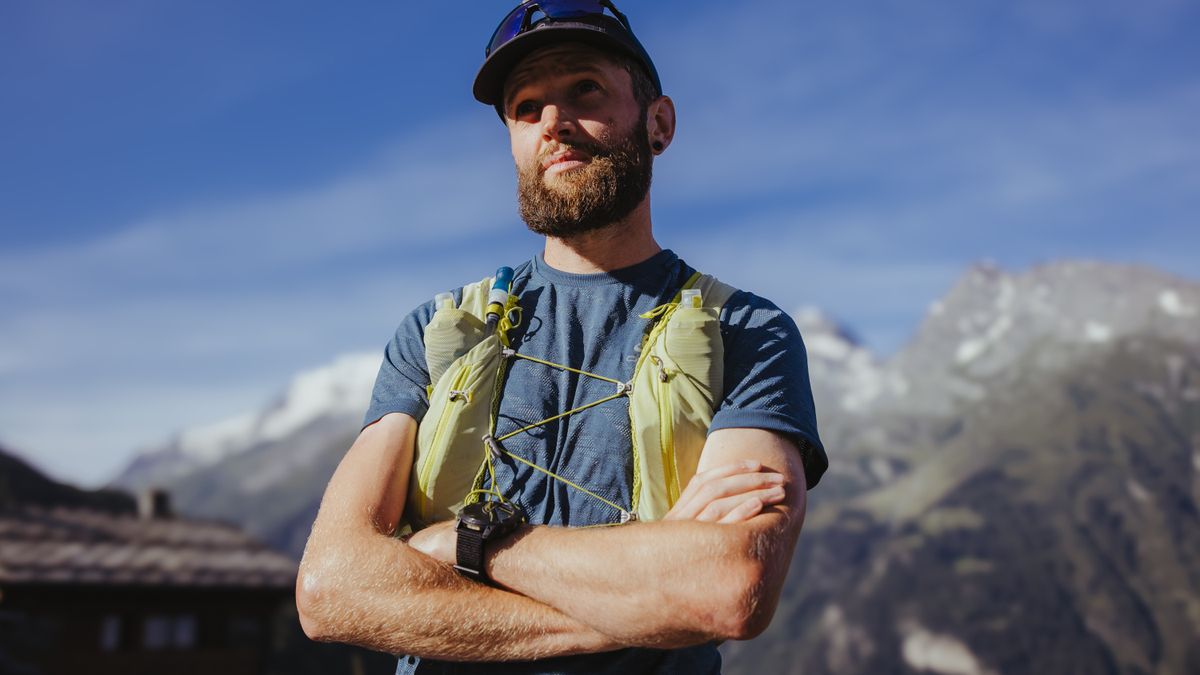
[{"xmin": 647, "ymin": 95, "xmax": 676, "ymax": 154}]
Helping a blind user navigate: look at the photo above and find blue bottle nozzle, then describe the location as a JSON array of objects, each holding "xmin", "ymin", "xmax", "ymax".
[{"xmin": 485, "ymin": 266, "xmax": 515, "ymax": 330}]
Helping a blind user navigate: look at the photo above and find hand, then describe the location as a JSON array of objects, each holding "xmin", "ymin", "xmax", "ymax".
[
  {"xmin": 406, "ymin": 519, "xmax": 458, "ymax": 564},
  {"xmin": 663, "ymin": 460, "xmax": 786, "ymax": 524}
]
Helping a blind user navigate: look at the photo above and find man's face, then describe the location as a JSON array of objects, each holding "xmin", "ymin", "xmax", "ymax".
[{"xmin": 502, "ymin": 43, "xmax": 652, "ymax": 238}]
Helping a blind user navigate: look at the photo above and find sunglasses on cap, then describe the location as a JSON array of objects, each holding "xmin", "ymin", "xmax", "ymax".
[
  {"xmin": 473, "ymin": 0, "xmax": 661, "ymax": 113},
  {"xmin": 486, "ymin": 0, "xmax": 633, "ymax": 57}
]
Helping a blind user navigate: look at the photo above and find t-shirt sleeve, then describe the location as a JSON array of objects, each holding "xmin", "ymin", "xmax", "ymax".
[
  {"xmin": 362, "ymin": 299, "xmax": 438, "ymax": 429},
  {"xmin": 710, "ymin": 291, "xmax": 828, "ymax": 489}
]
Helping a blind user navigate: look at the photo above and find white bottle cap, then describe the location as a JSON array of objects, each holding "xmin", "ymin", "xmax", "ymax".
[
  {"xmin": 435, "ymin": 292, "xmax": 455, "ymax": 310},
  {"xmin": 681, "ymin": 289, "xmax": 702, "ymax": 308}
]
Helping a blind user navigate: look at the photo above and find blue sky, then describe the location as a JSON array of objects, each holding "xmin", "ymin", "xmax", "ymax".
[{"xmin": 2, "ymin": 0, "xmax": 1198, "ymax": 486}]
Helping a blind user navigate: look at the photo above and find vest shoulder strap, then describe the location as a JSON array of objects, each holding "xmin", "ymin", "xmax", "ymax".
[{"xmin": 686, "ymin": 272, "xmax": 739, "ymax": 310}]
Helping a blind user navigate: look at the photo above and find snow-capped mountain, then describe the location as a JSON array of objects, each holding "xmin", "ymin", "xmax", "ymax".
[
  {"xmin": 885, "ymin": 261, "xmax": 1200, "ymax": 416},
  {"xmin": 791, "ymin": 306, "xmax": 905, "ymax": 416},
  {"xmin": 114, "ymin": 352, "xmax": 380, "ymax": 491},
  {"xmin": 725, "ymin": 262, "xmax": 1200, "ymax": 675}
]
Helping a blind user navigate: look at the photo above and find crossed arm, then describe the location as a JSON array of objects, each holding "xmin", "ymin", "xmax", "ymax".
[{"xmin": 295, "ymin": 411, "xmax": 807, "ymax": 660}]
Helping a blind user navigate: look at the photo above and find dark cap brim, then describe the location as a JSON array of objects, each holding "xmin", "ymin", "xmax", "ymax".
[{"xmin": 473, "ymin": 21, "xmax": 660, "ymax": 111}]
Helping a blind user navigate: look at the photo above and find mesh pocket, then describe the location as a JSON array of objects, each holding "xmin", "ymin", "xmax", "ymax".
[{"xmin": 424, "ymin": 308, "xmax": 487, "ymax": 387}]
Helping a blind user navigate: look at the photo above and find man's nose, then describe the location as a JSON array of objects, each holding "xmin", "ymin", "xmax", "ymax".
[{"xmin": 540, "ymin": 104, "xmax": 575, "ymax": 141}]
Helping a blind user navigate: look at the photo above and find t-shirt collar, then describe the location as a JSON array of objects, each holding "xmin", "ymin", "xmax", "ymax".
[{"xmin": 532, "ymin": 248, "xmax": 678, "ymax": 287}]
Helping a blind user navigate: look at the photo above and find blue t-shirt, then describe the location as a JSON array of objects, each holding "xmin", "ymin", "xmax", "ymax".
[{"xmin": 365, "ymin": 249, "xmax": 826, "ymax": 674}]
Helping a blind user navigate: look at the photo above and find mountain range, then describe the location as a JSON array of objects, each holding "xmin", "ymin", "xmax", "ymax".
[
  {"xmin": 107, "ymin": 260, "xmax": 1200, "ymax": 675},
  {"xmin": 0, "ymin": 444, "xmax": 135, "ymax": 514}
]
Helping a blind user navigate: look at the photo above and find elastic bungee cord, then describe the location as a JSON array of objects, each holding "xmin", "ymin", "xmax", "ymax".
[
  {"xmin": 467, "ymin": 317, "xmax": 638, "ymax": 524},
  {"xmin": 463, "ymin": 271, "xmax": 702, "ymax": 526},
  {"xmin": 482, "ymin": 348, "xmax": 636, "ymax": 523}
]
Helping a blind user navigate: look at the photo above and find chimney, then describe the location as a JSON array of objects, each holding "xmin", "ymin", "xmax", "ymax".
[{"xmin": 139, "ymin": 488, "xmax": 173, "ymax": 519}]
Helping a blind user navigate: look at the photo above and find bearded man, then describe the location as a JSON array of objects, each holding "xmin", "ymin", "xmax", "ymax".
[{"xmin": 297, "ymin": 2, "xmax": 827, "ymax": 673}]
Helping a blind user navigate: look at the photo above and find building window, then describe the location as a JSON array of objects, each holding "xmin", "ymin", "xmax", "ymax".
[
  {"xmin": 143, "ymin": 615, "xmax": 171, "ymax": 650},
  {"xmin": 173, "ymin": 614, "xmax": 197, "ymax": 649},
  {"xmin": 99, "ymin": 614, "xmax": 121, "ymax": 652},
  {"xmin": 141, "ymin": 614, "xmax": 198, "ymax": 650}
]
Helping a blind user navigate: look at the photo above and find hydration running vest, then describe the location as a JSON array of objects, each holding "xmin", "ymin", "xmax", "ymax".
[{"xmin": 403, "ymin": 270, "xmax": 738, "ymax": 532}]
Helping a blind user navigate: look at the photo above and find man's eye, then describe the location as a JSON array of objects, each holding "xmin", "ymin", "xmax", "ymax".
[
  {"xmin": 576, "ymin": 80, "xmax": 600, "ymax": 95},
  {"xmin": 514, "ymin": 101, "xmax": 538, "ymax": 117}
]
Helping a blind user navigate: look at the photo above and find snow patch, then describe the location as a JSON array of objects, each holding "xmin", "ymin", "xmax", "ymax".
[
  {"xmin": 822, "ymin": 605, "xmax": 875, "ymax": 671},
  {"xmin": 868, "ymin": 457, "xmax": 895, "ymax": 483},
  {"xmin": 177, "ymin": 412, "xmax": 259, "ymax": 463},
  {"xmin": 840, "ymin": 368, "xmax": 906, "ymax": 413},
  {"xmin": 145, "ymin": 352, "xmax": 379, "ymax": 469},
  {"xmin": 807, "ymin": 332, "xmax": 854, "ymax": 361},
  {"xmin": 901, "ymin": 623, "xmax": 990, "ymax": 675},
  {"xmin": 1127, "ymin": 479, "xmax": 1151, "ymax": 503},
  {"xmin": 840, "ymin": 376, "xmax": 880, "ymax": 411},
  {"xmin": 257, "ymin": 353, "xmax": 379, "ymax": 443},
  {"xmin": 995, "ymin": 277, "xmax": 1015, "ymax": 311},
  {"xmin": 955, "ymin": 314, "xmax": 1012, "ymax": 365},
  {"xmin": 1159, "ymin": 289, "xmax": 1197, "ymax": 317},
  {"xmin": 1083, "ymin": 321, "xmax": 1112, "ymax": 343},
  {"xmin": 841, "ymin": 379, "xmax": 881, "ymax": 411},
  {"xmin": 955, "ymin": 339, "xmax": 987, "ymax": 364}
]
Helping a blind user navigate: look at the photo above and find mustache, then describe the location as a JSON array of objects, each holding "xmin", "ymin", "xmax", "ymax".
[{"xmin": 537, "ymin": 140, "xmax": 606, "ymax": 166}]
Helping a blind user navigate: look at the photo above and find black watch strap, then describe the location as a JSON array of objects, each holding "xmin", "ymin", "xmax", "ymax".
[{"xmin": 454, "ymin": 528, "xmax": 488, "ymax": 583}]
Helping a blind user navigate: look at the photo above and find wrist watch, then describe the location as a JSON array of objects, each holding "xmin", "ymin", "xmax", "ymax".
[{"xmin": 454, "ymin": 500, "xmax": 526, "ymax": 583}]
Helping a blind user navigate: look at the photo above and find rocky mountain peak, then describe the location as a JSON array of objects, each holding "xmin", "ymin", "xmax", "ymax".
[
  {"xmin": 884, "ymin": 260, "xmax": 1200, "ymax": 415},
  {"xmin": 793, "ymin": 307, "xmax": 864, "ymax": 354},
  {"xmin": 790, "ymin": 306, "xmax": 899, "ymax": 416}
]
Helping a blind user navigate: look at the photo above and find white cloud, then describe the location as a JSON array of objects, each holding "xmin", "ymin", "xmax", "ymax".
[
  {"xmin": 0, "ymin": 114, "xmax": 517, "ymax": 302},
  {"xmin": 650, "ymin": 0, "xmax": 1200, "ymax": 246},
  {"xmin": 0, "ymin": 112, "xmax": 535, "ymax": 485}
]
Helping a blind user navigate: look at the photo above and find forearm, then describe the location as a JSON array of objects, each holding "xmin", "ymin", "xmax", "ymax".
[
  {"xmin": 483, "ymin": 435, "xmax": 810, "ymax": 648},
  {"xmin": 486, "ymin": 516, "xmax": 789, "ymax": 648},
  {"xmin": 296, "ymin": 413, "xmax": 623, "ymax": 661},
  {"xmin": 298, "ymin": 522, "xmax": 623, "ymax": 661}
]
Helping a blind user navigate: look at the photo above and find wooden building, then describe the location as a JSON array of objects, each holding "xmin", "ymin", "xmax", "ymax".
[{"xmin": 0, "ymin": 492, "xmax": 297, "ymax": 675}]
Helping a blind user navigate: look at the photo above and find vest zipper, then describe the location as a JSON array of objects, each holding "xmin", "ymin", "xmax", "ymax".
[
  {"xmin": 653, "ymin": 357, "xmax": 679, "ymax": 505},
  {"xmin": 418, "ymin": 363, "xmax": 472, "ymax": 520}
]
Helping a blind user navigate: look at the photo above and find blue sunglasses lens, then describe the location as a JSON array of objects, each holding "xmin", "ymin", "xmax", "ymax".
[{"xmin": 486, "ymin": 0, "xmax": 622, "ymax": 56}]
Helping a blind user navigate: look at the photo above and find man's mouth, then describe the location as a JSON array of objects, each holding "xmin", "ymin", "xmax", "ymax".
[{"xmin": 542, "ymin": 148, "xmax": 591, "ymax": 175}]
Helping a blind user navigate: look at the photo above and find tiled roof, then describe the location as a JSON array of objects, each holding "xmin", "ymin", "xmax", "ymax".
[{"xmin": 0, "ymin": 505, "xmax": 296, "ymax": 589}]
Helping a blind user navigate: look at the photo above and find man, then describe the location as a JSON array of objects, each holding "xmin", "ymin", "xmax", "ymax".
[{"xmin": 296, "ymin": 2, "xmax": 827, "ymax": 673}]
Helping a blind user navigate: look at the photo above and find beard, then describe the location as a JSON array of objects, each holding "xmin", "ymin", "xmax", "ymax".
[{"xmin": 516, "ymin": 119, "xmax": 653, "ymax": 238}]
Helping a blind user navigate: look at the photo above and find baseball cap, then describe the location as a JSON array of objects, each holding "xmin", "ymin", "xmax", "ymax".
[{"xmin": 473, "ymin": 0, "xmax": 662, "ymax": 118}]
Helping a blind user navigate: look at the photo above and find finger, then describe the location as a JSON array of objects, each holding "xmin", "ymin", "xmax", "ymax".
[
  {"xmin": 671, "ymin": 461, "xmax": 772, "ymax": 519},
  {"xmin": 759, "ymin": 485, "xmax": 787, "ymax": 506},
  {"xmin": 695, "ymin": 486, "xmax": 785, "ymax": 523},
  {"xmin": 717, "ymin": 497, "xmax": 763, "ymax": 524},
  {"xmin": 669, "ymin": 466, "xmax": 745, "ymax": 520},
  {"xmin": 670, "ymin": 469, "xmax": 784, "ymax": 521},
  {"xmin": 697, "ymin": 493, "xmax": 762, "ymax": 523},
  {"xmin": 692, "ymin": 471, "xmax": 785, "ymax": 507}
]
